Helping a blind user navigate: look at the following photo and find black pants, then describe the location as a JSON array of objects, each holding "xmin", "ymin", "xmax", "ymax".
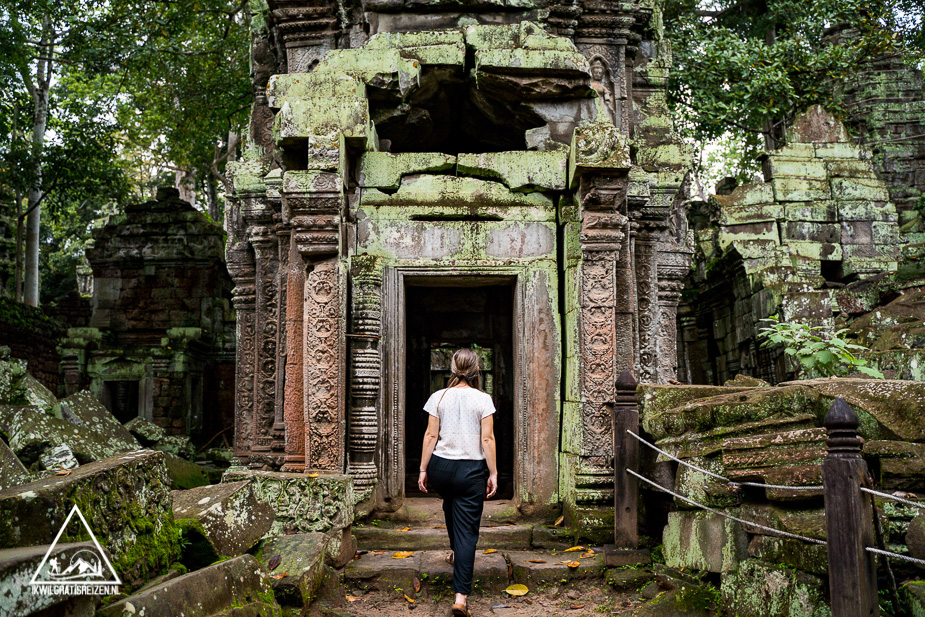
[{"xmin": 427, "ymin": 454, "xmax": 488, "ymax": 595}]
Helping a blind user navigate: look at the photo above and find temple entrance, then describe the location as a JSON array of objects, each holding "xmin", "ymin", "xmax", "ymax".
[{"xmin": 404, "ymin": 282, "xmax": 515, "ymax": 499}]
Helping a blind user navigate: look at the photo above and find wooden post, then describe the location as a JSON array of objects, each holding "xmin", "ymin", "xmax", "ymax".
[
  {"xmin": 822, "ymin": 397, "xmax": 879, "ymax": 617},
  {"xmin": 613, "ymin": 369, "xmax": 639, "ymax": 548}
]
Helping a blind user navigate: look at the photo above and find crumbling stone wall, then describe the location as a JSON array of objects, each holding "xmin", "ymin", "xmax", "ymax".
[
  {"xmin": 0, "ymin": 298, "xmax": 65, "ymax": 392},
  {"xmin": 60, "ymin": 188, "xmax": 236, "ymax": 438},
  {"xmin": 681, "ymin": 106, "xmax": 901, "ymax": 384}
]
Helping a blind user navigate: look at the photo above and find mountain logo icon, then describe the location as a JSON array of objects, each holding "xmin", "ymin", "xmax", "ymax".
[{"xmin": 30, "ymin": 504, "xmax": 121, "ymax": 592}]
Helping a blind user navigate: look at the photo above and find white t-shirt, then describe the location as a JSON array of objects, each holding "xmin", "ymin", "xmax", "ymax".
[{"xmin": 424, "ymin": 387, "xmax": 496, "ymax": 460}]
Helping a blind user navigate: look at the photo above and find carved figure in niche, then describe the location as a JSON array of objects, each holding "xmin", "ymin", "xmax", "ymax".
[{"xmin": 590, "ymin": 58, "xmax": 615, "ymax": 124}]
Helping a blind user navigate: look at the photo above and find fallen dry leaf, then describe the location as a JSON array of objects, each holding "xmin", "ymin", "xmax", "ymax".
[
  {"xmin": 434, "ymin": 526, "xmax": 447, "ymax": 529},
  {"xmin": 55, "ymin": 470, "xmax": 72, "ymax": 476},
  {"xmin": 398, "ymin": 527, "xmax": 411, "ymax": 532},
  {"xmin": 564, "ymin": 546, "xmax": 584, "ymax": 552},
  {"xmin": 392, "ymin": 551, "xmax": 414, "ymax": 559},
  {"xmin": 270, "ymin": 571, "xmax": 288, "ymax": 579},
  {"xmin": 554, "ymin": 515, "xmax": 565, "ymax": 526},
  {"xmin": 413, "ymin": 577, "xmax": 421, "ymax": 593},
  {"xmin": 483, "ymin": 548, "xmax": 498, "ymax": 554},
  {"xmin": 567, "ymin": 561, "xmax": 580, "ymax": 569},
  {"xmin": 528, "ymin": 559, "xmax": 546, "ymax": 563},
  {"xmin": 346, "ymin": 595, "xmax": 362, "ymax": 602},
  {"xmin": 570, "ymin": 604, "xmax": 586, "ymax": 610},
  {"xmin": 307, "ymin": 473, "xmax": 319, "ymax": 478},
  {"xmin": 403, "ymin": 593, "xmax": 416, "ymax": 604},
  {"xmin": 580, "ymin": 551, "xmax": 595, "ymax": 559},
  {"xmin": 505, "ymin": 584, "xmax": 529, "ymax": 596},
  {"xmin": 373, "ymin": 550, "xmax": 386, "ymax": 555}
]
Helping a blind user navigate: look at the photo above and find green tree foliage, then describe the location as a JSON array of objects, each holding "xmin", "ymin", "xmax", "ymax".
[
  {"xmin": 0, "ymin": 0, "xmax": 253, "ymax": 303},
  {"xmin": 759, "ymin": 315, "xmax": 884, "ymax": 379},
  {"xmin": 665, "ymin": 0, "xmax": 925, "ymax": 180}
]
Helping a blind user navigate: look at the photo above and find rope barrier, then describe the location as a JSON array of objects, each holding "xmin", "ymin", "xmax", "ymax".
[
  {"xmin": 626, "ymin": 430, "xmax": 824, "ymax": 492},
  {"xmin": 625, "ymin": 468, "xmax": 827, "ymax": 546},
  {"xmin": 866, "ymin": 547, "xmax": 925, "ymax": 568},
  {"xmin": 860, "ymin": 487, "xmax": 925, "ymax": 511}
]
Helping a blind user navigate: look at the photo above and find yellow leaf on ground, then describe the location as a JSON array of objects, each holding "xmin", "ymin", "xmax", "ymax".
[
  {"xmin": 505, "ymin": 584, "xmax": 529, "ymax": 596},
  {"xmin": 564, "ymin": 546, "xmax": 584, "ymax": 552},
  {"xmin": 398, "ymin": 527, "xmax": 411, "ymax": 532},
  {"xmin": 528, "ymin": 559, "xmax": 546, "ymax": 563},
  {"xmin": 554, "ymin": 515, "xmax": 565, "ymax": 526},
  {"xmin": 392, "ymin": 551, "xmax": 414, "ymax": 559},
  {"xmin": 346, "ymin": 595, "xmax": 362, "ymax": 602},
  {"xmin": 307, "ymin": 473, "xmax": 319, "ymax": 478},
  {"xmin": 567, "ymin": 561, "xmax": 580, "ymax": 569},
  {"xmin": 580, "ymin": 551, "xmax": 595, "ymax": 559},
  {"xmin": 404, "ymin": 593, "xmax": 416, "ymax": 603},
  {"xmin": 483, "ymin": 549, "xmax": 498, "ymax": 554}
]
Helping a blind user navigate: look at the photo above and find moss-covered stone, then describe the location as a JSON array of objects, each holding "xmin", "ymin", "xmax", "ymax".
[
  {"xmin": 358, "ymin": 152, "xmax": 456, "ymax": 189},
  {"xmin": 266, "ymin": 72, "xmax": 366, "ymax": 109},
  {"xmin": 747, "ymin": 535, "xmax": 828, "ymax": 576},
  {"xmin": 253, "ymin": 532, "xmax": 328, "ymax": 607},
  {"xmin": 172, "ymin": 480, "xmax": 275, "ymax": 556},
  {"xmin": 721, "ymin": 559, "xmax": 830, "ymax": 617},
  {"xmin": 663, "ymin": 510, "xmax": 748, "ymax": 573},
  {"xmin": 0, "ymin": 450, "xmax": 179, "ymax": 588},
  {"xmin": 176, "ymin": 517, "xmax": 221, "ymax": 571},
  {"xmin": 458, "ymin": 151, "xmax": 567, "ymax": 191},
  {"xmin": 360, "ymin": 175, "xmax": 554, "ymax": 209},
  {"xmin": 902, "ymin": 581, "xmax": 925, "ymax": 617},
  {"xmin": 0, "ymin": 437, "xmax": 29, "ymax": 490}
]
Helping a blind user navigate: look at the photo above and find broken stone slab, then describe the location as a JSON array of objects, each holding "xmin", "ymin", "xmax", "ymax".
[
  {"xmin": 38, "ymin": 443, "xmax": 78, "ymax": 471},
  {"xmin": 98, "ymin": 554, "xmax": 277, "ymax": 617},
  {"xmin": 606, "ymin": 567, "xmax": 655, "ymax": 592},
  {"xmin": 0, "ymin": 450, "xmax": 178, "ymax": 588},
  {"xmin": 254, "ymin": 532, "xmax": 328, "ymax": 607},
  {"xmin": 364, "ymin": 29, "xmax": 465, "ymax": 66},
  {"xmin": 154, "ymin": 434, "xmax": 195, "ymax": 460},
  {"xmin": 172, "ymin": 480, "xmax": 275, "ymax": 557},
  {"xmin": 358, "ymin": 152, "xmax": 456, "ymax": 189},
  {"xmin": 315, "ymin": 49, "xmax": 420, "ymax": 97},
  {"xmin": 0, "ymin": 356, "xmax": 26, "ymax": 405},
  {"xmin": 475, "ymin": 49, "xmax": 592, "ymax": 96},
  {"xmin": 57, "ymin": 390, "xmax": 138, "ymax": 453},
  {"xmin": 360, "ymin": 174, "xmax": 554, "ymax": 209},
  {"xmin": 785, "ymin": 105, "xmax": 851, "ymax": 144},
  {"xmin": 267, "ymin": 72, "xmax": 366, "ymax": 109},
  {"xmin": 508, "ymin": 550, "xmax": 606, "ymax": 586},
  {"xmin": 901, "ymin": 581, "xmax": 925, "ymax": 615},
  {"xmin": 638, "ymin": 384, "xmax": 760, "ymax": 432},
  {"xmin": 4, "ymin": 405, "xmax": 140, "ymax": 467},
  {"xmin": 0, "ymin": 542, "xmax": 102, "ymax": 617},
  {"xmin": 176, "ymin": 518, "xmax": 221, "ymax": 571},
  {"xmin": 721, "ymin": 559, "xmax": 830, "ymax": 617},
  {"xmin": 0, "ymin": 437, "xmax": 29, "ymax": 491},
  {"xmin": 663, "ymin": 511, "xmax": 748, "ymax": 574},
  {"xmin": 458, "ymin": 151, "xmax": 567, "ymax": 192},
  {"xmin": 274, "ymin": 98, "xmax": 371, "ymax": 148},
  {"xmin": 907, "ymin": 512, "xmax": 925, "ymax": 563},
  {"xmin": 724, "ymin": 374, "xmax": 771, "ymax": 387},
  {"xmin": 780, "ymin": 378, "xmax": 925, "ymax": 441},
  {"xmin": 124, "ymin": 416, "xmax": 165, "ymax": 446},
  {"xmin": 163, "ymin": 452, "xmax": 209, "ymax": 489}
]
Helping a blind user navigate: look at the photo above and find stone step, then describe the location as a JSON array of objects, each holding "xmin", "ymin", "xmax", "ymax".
[
  {"xmin": 354, "ymin": 524, "xmax": 533, "ymax": 551},
  {"xmin": 344, "ymin": 549, "xmax": 622, "ymax": 599},
  {"xmin": 370, "ymin": 498, "xmax": 524, "ymax": 525},
  {"xmin": 99, "ymin": 554, "xmax": 279, "ymax": 617},
  {"xmin": 0, "ymin": 542, "xmax": 101, "ymax": 617}
]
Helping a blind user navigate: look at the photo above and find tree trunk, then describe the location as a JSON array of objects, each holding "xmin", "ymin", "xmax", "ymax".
[
  {"xmin": 23, "ymin": 16, "xmax": 53, "ymax": 307},
  {"xmin": 14, "ymin": 190, "xmax": 23, "ymax": 302}
]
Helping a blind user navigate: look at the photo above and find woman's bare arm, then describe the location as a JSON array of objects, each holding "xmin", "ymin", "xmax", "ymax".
[
  {"xmin": 418, "ymin": 414, "xmax": 440, "ymax": 493},
  {"xmin": 481, "ymin": 414, "xmax": 498, "ymax": 498}
]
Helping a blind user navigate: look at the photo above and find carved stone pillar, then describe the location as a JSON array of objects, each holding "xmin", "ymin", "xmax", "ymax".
[
  {"xmin": 634, "ymin": 228, "xmax": 662, "ymax": 383},
  {"xmin": 656, "ymin": 248, "xmax": 690, "ymax": 383},
  {"xmin": 249, "ymin": 225, "xmax": 281, "ymax": 463},
  {"xmin": 348, "ymin": 255, "xmax": 382, "ymax": 503},
  {"xmin": 281, "ymin": 240, "xmax": 306, "ymax": 472}
]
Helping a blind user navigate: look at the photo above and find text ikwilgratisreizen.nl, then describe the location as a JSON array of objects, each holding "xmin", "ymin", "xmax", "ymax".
[{"xmin": 32, "ymin": 584, "xmax": 119, "ymax": 596}]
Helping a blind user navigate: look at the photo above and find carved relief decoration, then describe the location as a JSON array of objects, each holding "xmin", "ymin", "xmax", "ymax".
[
  {"xmin": 634, "ymin": 234, "xmax": 660, "ymax": 383},
  {"xmin": 305, "ymin": 258, "xmax": 343, "ymax": 471},
  {"xmin": 281, "ymin": 244, "xmax": 306, "ymax": 472},
  {"xmin": 251, "ymin": 234, "xmax": 280, "ymax": 456}
]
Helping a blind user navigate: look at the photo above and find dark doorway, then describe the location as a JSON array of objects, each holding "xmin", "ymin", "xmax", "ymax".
[
  {"xmin": 102, "ymin": 380, "xmax": 140, "ymax": 424},
  {"xmin": 405, "ymin": 282, "xmax": 515, "ymax": 499}
]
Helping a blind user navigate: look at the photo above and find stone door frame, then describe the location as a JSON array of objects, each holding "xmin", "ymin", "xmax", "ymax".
[{"xmin": 379, "ymin": 266, "xmax": 533, "ymax": 511}]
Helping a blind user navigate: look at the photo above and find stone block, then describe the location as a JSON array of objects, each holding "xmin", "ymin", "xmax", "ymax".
[
  {"xmin": 814, "ymin": 142, "xmax": 867, "ymax": 159},
  {"xmin": 901, "ymin": 581, "xmax": 925, "ymax": 617},
  {"xmin": 267, "ymin": 73, "xmax": 366, "ymax": 109},
  {"xmin": 783, "ymin": 201, "xmax": 838, "ymax": 222},
  {"xmin": 315, "ymin": 49, "xmax": 420, "ymax": 97},
  {"xmin": 638, "ymin": 385, "xmax": 757, "ymax": 430},
  {"xmin": 532, "ymin": 524, "xmax": 575, "ymax": 550},
  {"xmin": 254, "ymin": 532, "xmax": 329, "ymax": 607},
  {"xmin": 775, "ymin": 143, "xmax": 816, "ymax": 158},
  {"xmin": 785, "ymin": 105, "xmax": 850, "ymax": 143},
  {"xmin": 176, "ymin": 517, "xmax": 220, "ymax": 571},
  {"xmin": 5, "ymin": 405, "xmax": 139, "ymax": 467},
  {"xmin": 274, "ymin": 98, "xmax": 370, "ymax": 146},
  {"xmin": 458, "ymin": 151, "xmax": 567, "ymax": 191},
  {"xmin": 721, "ymin": 559, "xmax": 830, "ymax": 617},
  {"xmin": 840, "ymin": 220, "xmax": 874, "ymax": 244},
  {"xmin": 476, "ymin": 49, "xmax": 591, "ymax": 77},
  {"xmin": 673, "ymin": 456, "xmax": 740, "ymax": 508},
  {"xmin": 0, "ymin": 438, "xmax": 29, "ymax": 490},
  {"xmin": 223, "ymin": 470, "xmax": 354, "ymax": 565},
  {"xmin": 358, "ymin": 152, "xmax": 456, "ymax": 189},
  {"xmin": 872, "ymin": 221, "xmax": 901, "ymax": 244},
  {"xmin": 99, "ymin": 555, "xmax": 276, "ymax": 617},
  {"xmin": 124, "ymin": 417, "xmax": 166, "ymax": 446},
  {"xmin": 366, "ymin": 29, "xmax": 464, "ymax": 52},
  {"xmin": 825, "ymin": 159, "xmax": 878, "ymax": 178},
  {"xmin": 568, "ymin": 122, "xmax": 631, "ymax": 187},
  {"xmin": 664, "ymin": 511, "xmax": 747, "ymax": 573},
  {"xmin": 767, "ymin": 156, "xmax": 827, "ymax": 179},
  {"xmin": 163, "ymin": 452, "xmax": 209, "ymax": 489},
  {"xmin": 771, "ymin": 177, "xmax": 830, "ymax": 202},
  {"xmin": 508, "ymin": 550, "xmax": 606, "ymax": 586},
  {"xmin": 38, "ymin": 443, "xmax": 78, "ymax": 471},
  {"xmin": 747, "ymin": 535, "xmax": 827, "ymax": 575},
  {"xmin": 172, "ymin": 480, "xmax": 274, "ymax": 556},
  {"xmin": 830, "ymin": 177, "xmax": 891, "ymax": 201},
  {"xmin": 837, "ymin": 199, "xmax": 897, "ymax": 221},
  {"xmin": 0, "ymin": 542, "xmax": 102, "ymax": 617},
  {"xmin": 786, "ymin": 241, "xmax": 842, "ymax": 261},
  {"xmin": 58, "ymin": 390, "xmax": 139, "ymax": 453},
  {"xmin": 360, "ymin": 175, "xmax": 554, "ymax": 209},
  {"xmin": 782, "ymin": 221, "xmax": 840, "ymax": 243},
  {"xmin": 154, "ymin": 435, "xmax": 195, "ymax": 460},
  {"xmin": 712, "ymin": 183, "xmax": 775, "ymax": 208},
  {"xmin": 867, "ymin": 441, "xmax": 925, "ymax": 491},
  {"xmin": 718, "ymin": 203, "xmax": 783, "ymax": 225},
  {"xmin": 0, "ymin": 450, "xmax": 178, "ymax": 586}
]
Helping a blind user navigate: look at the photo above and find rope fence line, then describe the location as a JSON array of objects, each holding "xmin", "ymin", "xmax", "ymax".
[
  {"xmin": 866, "ymin": 547, "xmax": 925, "ymax": 569},
  {"xmin": 627, "ymin": 430, "xmax": 824, "ymax": 491},
  {"xmin": 625, "ymin": 468, "xmax": 828, "ymax": 546},
  {"xmin": 860, "ymin": 486, "xmax": 925, "ymax": 511}
]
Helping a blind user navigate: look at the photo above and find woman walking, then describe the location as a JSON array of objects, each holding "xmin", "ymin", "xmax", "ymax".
[{"xmin": 418, "ymin": 348, "xmax": 498, "ymax": 617}]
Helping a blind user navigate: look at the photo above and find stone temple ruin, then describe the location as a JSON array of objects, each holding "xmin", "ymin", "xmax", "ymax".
[{"xmin": 227, "ymin": 0, "xmax": 690, "ymax": 523}]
